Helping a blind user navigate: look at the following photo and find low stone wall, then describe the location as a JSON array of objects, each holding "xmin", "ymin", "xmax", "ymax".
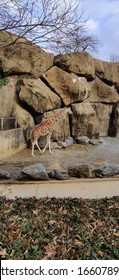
[{"xmin": 0, "ymin": 128, "xmax": 26, "ymax": 160}]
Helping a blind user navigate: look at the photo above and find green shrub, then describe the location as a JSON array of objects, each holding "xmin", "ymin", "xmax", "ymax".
[{"xmin": 0, "ymin": 77, "xmax": 8, "ymax": 87}]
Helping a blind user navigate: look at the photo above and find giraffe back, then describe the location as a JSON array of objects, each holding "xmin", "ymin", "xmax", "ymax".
[{"xmin": 32, "ymin": 119, "xmax": 54, "ymax": 140}]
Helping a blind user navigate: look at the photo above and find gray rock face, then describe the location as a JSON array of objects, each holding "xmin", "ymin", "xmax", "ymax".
[
  {"xmin": 94, "ymin": 164, "xmax": 119, "ymax": 177},
  {"xmin": 48, "ymin": 169, "xmax": 69, "ymax": 180},
  {"xmin": 22, "ymin": 163, "xmax": 49, "ymax": 180},
  {"xmin": 58, "ymin": 136, "xmax": 75, "ymax": 148},
  {"xmin": 89, "ymin": 139, "xmax": 100, "ymax": 145},
  {"xmin": 76, "ymin": 136, "xmax": 90, "ymax": 144},
  {"xmin": 71, "ymin": 102, "xmax": 99, "ymax": 139},
  {"xmin": 0, "ymin": 170, "xmax": 11, "ymax": 179}
]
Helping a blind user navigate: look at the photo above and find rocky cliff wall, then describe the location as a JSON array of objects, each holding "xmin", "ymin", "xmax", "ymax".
[{"xmin": 0, "ymin": 31, "xmax": 119, "ymax": 146}]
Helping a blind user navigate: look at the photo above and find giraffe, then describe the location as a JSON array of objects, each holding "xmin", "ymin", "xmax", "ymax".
[{"xmin": 31, "ymin": 107, "xmax": 72, "ymax": 156}]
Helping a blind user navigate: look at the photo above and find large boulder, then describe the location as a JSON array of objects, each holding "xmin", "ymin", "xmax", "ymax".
[
  {"xmin": 12, "ymin": 98, "xmax": 34, "ymax": 145},
  {"xmin": 0, "ymin": 170, "xmax": 11, "ymax": 179},
  {"xmin": 0, "ymin": 77, "xmax": 17, "ymax": 117},
  {"xmin": 0, "ymin": 31, "xmax": 54, "ymax": 78},
  {"xmin": 71, "ymin": 102, "xmax": 99, "ymax": 139},
  {"xmin": 68, "ymin": 164, "xmax": 94, "ymax": 178},
  {"xmin": 94, "ymin": 58, "xmax": 119, "ymax": 90},
  {"xmin": 42, "ymin": 66, "xmax": 90, "ymax": 105},
  {"xmin": 111, "ymin": 102, "xmax": 119, "ymax": 137},
  {"xmin": 94, "ymin": 164, "xmax": 119, "ymax": 177},
  {"xmin": 92, "ymin": 103, "xmax": 113, "ymax": 136},
  {"xmin": 88, "ymin": 77, "xmax": 119, "ymax": 103},
  {"xmin": 12, "ymin": 100, "xmax": 34, "ymax": 129},
  {"xmin": 48, "ymin": 168, "xmax": 69, "ymax": 180},
  {"xmin": 22, "ymin": 163, "xmax": 49, "ymax": 180},
  {"xmin": 18, "ymin": 78, "xmax": 61, "ymax": 113},
  {"xmin": 54, "ymin": 51, "xmax": 95, "ymax": 80}
]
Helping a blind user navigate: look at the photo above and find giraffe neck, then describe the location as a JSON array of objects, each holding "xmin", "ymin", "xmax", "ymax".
[{"xmin": 50, "ymin": 108, "xmax": 67, "ymax": 124}]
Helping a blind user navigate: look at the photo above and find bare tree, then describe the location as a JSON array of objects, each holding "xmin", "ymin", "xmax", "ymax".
[
  {"xmin": 0, "ymin": 0, "xmax": 99, "ymax": 54},
  {"xmin": 110, "ymin": 54, "xmax": 119, "ymax": 62},
  {"xmin": 49, "ymin": 27, "xmax": 100, "ymax": 54}
]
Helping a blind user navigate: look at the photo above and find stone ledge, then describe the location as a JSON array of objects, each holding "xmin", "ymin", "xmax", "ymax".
[{"xmin": 0, "ymin": 128, "xmax": 26, "ymax": 160}]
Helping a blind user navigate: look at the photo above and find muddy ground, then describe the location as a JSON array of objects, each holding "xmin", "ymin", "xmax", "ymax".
[{"xmin": 0, "ymin": 137, "xmax": 119, "ymax": 182}]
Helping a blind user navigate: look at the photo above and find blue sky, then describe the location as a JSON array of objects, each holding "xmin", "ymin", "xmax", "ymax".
[{"xmin": 80, "ymin": 0, "xmax": 119, "ymax": 61}]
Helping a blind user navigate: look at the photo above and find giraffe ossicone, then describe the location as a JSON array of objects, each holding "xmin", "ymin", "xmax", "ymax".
[{"xmin": 31, "ymin": 107, "xmax": 72, "ymax": 156}]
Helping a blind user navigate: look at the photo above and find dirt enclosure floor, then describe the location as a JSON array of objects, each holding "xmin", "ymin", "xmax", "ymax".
[{"xmin": 0, "ymin": 137, "xmax": 119, "ymax": 182}]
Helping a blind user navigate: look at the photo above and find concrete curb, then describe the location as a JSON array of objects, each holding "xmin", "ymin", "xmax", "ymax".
[{"xmin": 0, "ymin": 178, "xmax": 119, "ymax": 199}]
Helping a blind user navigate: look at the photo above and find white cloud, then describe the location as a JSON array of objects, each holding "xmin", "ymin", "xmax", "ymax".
[
  {"xmin": 80, "ymin": 0, "xmax": 119, "ymax": 61},
  {"xmin": 84, "ymin": 19, "xmax": 99, "ymax": 31}
]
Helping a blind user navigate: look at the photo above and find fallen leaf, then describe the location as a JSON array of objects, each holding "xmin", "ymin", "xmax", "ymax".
[
  {"xmin": 74, "ymin": 239, "xmax": 83, "ymax": 246},
  {"xmin": 113, "ymin": 232, "xmax": 119, "ymax": 237},
  {"xmin": 0, "ymin": 248, "xmax": 8, "ymax": 257},
  {"xmin": 45, "ymin": 244, "xmax": 56, "ymax": 257},
  {"xmin": 33, "ymin": 209, "xmax": 39, "ymax": 215},
  {"xmin": 48, "ymin": 220, "xmax": 56, "ymax": 225}
]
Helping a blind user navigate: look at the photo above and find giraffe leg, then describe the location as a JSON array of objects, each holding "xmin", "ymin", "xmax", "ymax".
[
  {"xmin": 42, "ymin": 138, "xmax": 49, "ymax": 154},
  {"xmin": 32, "ymin": 140, "xmax": 42, "ymax": 156},
  {"xmin": 32, "ymin": 140, "xmax": 35, "ymax": 157},
  {"xmin": 48, "ymin": 134, "xmax": 52, "ymax": 154},
  {"xmin": 42, "ymin": 134, "xmax": 52, "ymax": 154},
  {"xmin": 35, "ymin": 140, "xmax": 42, "ymax": 154}
]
